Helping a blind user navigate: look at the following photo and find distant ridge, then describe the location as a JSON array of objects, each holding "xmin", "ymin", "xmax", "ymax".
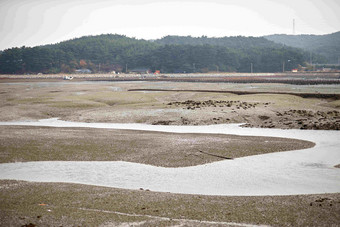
[
  {"xmin": 155, "ymin": 35, "xmax": 281, "ymax": 49},
  {"xmin": 264, "ymin": 31, "xmax": 340, "ymax": 64}
]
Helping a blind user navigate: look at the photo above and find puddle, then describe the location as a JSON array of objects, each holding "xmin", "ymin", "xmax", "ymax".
[{"xmin": 0, "ymin": 119, "xmax": 339, "ymax": 196}]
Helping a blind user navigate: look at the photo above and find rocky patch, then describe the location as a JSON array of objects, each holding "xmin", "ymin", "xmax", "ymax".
[
  {"xmin": 167, "ymin": 100, "xmax": 263, "ymax": 110},
  {"xmin": 278, "ymin": 110, "xmax": 340, "ymax": 130},
  {"xmin": 309, "ymin": 197, "xmax": 340, "ymax": 207},
  {"xmin": 245, "ymin": 109, "xmax": 340, "ymax": 130}
]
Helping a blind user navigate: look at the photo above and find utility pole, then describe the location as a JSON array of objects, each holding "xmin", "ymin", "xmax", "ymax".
[
  {"xmin": 282, "ymin": 61, "xmax": 285, "ymax": 72},
  {"xmin": 125, "ymin": 63, "xmax": 128, "ymax": 73},
  {"xmin": 250, "ymin": 63, "xmax": 253, "ymax": 73}
]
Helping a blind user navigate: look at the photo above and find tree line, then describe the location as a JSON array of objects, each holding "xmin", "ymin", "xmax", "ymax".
[{"xmin": 0, "ymin": 34, "xmax": 319, "ymax": 74}]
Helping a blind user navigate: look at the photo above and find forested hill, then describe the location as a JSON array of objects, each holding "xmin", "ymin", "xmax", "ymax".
[
  {"xmin": 264, "ymin": 32, "xmax": 340, "ymax": 64},
  {"xmin": 155, "ymin": 35, "xmax": 280, "ymax": 49},
  {"xmin": 0, "ymin": 34, "xmax": 322, "ymax": 74}
]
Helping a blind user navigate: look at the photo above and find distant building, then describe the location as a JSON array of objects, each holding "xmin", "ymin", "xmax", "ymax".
[
  {"xmin": 322, "ymin": 68, "xmax": 332, "ymax": 72},
  {"xmin": 75, "ymin": 69, "xmax": 92, "ymax": 74},
  {"xmin": 129, "ymin": 68, "xmax": 150, "ymax": 74}
]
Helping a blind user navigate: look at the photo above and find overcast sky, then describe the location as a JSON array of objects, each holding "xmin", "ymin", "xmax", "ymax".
[{"xmin": 1, "ymin": 0, "xmax": 340, "ymax": 50}]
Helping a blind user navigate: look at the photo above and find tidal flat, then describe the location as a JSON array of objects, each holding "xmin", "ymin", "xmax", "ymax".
[{"xmin": 0, "ymin": 76, "xmax": 340, "ymax": 226}]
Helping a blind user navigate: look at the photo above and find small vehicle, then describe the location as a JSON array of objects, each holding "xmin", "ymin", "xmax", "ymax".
[{"xmin": 63, "ymin": 75, "xmax": 73, "ymax": 80}]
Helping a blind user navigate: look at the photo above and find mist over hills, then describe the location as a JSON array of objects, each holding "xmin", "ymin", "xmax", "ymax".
[{"xmin": 0, "ymin": 32, "xmax": 336, "ymax": 74}]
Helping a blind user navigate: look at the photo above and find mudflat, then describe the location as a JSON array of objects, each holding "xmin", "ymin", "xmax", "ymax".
[
  {"xmin": 0, "ymin": 125, "xmax": 314, "ymax": 167},
  {"xmin": 0, "ymin": 75, "xmax": 339, "ymax": 226},
  {"xmin": 1, "ymin": 78, "xmax": 340, "ymax": 130},
  {"xmin": 0, "ymin": 180, "xmax": 339, "ymax": 226}
]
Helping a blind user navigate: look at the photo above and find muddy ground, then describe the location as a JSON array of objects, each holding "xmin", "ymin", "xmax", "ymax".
[
  {"xmin": 0, "ymin": 180, "xmax": 339, "ymax": 227},
  {"xmin": 1, "ymin": 79, "xmax": 340, "ymax": 130},
  {"xmin": 0, "ymin": 126, "xmax": 314, "ymax": 167},
  {"xmin": 0, "ymin": 77, "xmax": 340, "ymax": 226}
]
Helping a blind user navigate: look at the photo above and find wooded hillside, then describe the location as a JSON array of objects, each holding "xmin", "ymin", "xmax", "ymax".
[
  {"xmin": 0, "ymin": 34, "xmax": 321, "ymax": 74},
  {"xmin": 265, "ymin": 32, "xmax": 340, "ymax": 64}
]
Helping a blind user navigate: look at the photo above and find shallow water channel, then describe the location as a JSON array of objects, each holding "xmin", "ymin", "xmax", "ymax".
[{"xmin": 0, "ymin": 118, "xmax": 339, "ymax": 196}]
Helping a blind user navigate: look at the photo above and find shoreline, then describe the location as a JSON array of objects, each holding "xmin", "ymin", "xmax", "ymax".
[{"xmin": 1, "ymin": 72, "xmax": 340, "ymax": 85}]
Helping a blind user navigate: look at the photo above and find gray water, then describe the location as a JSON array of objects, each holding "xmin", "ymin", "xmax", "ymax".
[{"xmin": 0, "ymin": 119, "xmax": 339, "ymax": 196}]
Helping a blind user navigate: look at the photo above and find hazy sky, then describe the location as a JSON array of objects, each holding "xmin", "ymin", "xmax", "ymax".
[{"xmin": 1, "ymin": 0, "xmax": 340, "ymax": 50}]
